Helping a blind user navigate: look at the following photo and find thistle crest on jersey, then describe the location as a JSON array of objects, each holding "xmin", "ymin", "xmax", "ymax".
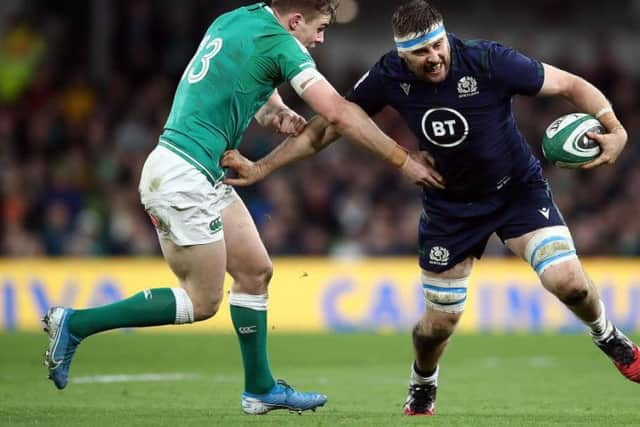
[{"xmin": 457, "ymin": 76, "xmax": 478, "ymax": 98}]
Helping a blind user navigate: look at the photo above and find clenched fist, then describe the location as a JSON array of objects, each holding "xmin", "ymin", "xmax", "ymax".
[{"xmin": 221, "ymin": 149, "xmax": 266, "ymax": 186}]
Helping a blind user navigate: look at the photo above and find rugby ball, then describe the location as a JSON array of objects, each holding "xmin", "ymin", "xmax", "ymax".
[{"xmin": 542, "ymin": 113, "xmax": 603, "ymax": 168}]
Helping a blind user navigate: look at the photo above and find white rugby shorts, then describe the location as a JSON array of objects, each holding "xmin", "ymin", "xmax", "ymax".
[{"xmin": 138, "ymin": 145, "xmax": 238, "ymax": 245}]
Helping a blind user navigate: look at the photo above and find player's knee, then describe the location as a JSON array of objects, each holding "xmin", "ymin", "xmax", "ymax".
[
  {"xmin": 250, "ymin": 261, "xmax": 274, "ymax": 291},
  {"xmin": 422, "ymin": 272, "xmax": 469, "ymax": 314},
  {"xmin": 551, "ymin": 270, "xmax": 589, "ymax": 306},
  {"xmin": 542, "ymin": 261, "xmax": 590, "ymax": 306},
  {"xmin": 558, "ymin": 286, "xmax": 589, "ymax": 306},
  {"xmin": 235, "ymin": 260, "xmax": 273, "ymax": 294},
  {"xmin": 258, "ymin": 261, "xmax": 274, "ymax": 287}
]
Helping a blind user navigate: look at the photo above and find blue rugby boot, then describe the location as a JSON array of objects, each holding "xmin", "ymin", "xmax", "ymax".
[
  {"xmin": 42, "ymin": 307, "xmax": 81, "ymax": 390},
  {"xmin": 241, "ymin": 379, "xmax": 327, "ymax": 414}
]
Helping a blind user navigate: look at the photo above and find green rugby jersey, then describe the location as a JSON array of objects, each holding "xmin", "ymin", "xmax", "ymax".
[{"xmin": 160, "ymin": 2, "xmax": 317, "ymax": 185}]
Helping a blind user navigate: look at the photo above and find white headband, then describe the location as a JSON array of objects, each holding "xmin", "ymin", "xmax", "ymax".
[{"xmin": 394, "ymin": 22, "xmax": 446, "ymax": 52}]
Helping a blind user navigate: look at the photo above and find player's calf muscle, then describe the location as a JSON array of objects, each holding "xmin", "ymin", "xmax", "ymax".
[
  {"xmin": 190, "ymin": 289, "xmax": 223, "ymax": 320},
  {"xmin": 413, "ymin": 322, "xmax": 454, "ymax": 347}
]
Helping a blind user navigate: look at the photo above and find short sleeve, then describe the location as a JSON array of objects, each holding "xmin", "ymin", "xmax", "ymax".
[
  {"xmin": 489, "ymin": 43, "xmax": 544, "ymax": 96},
  {"xmin": 345, "ymin": 68, "xmax": 388, "ymax": 116},
  {"xmin": 272, "ymin": 35, "xmax": 317, "ymax": 81}
]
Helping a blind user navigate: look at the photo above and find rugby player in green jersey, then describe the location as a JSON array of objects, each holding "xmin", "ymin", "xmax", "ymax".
[{"xmin": 42, "ymin": 0, "xmax": 436, "ymax": 415}]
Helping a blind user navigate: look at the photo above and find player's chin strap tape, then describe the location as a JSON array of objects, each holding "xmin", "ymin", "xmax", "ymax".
[
  {"xmin": 421, "ymin": 273, "xmax": 469, "ymax": 314},
  {"xmin": 523, "ymin": 226, "xmax": 578, "ymax": 276}
]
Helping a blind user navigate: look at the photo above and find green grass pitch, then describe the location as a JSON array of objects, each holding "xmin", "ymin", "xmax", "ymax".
[{"xmin": 0, "ymin": 332, "xmax": 638, "ymax": 426}]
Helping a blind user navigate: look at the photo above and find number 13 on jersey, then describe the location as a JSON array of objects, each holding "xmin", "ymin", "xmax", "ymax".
[{"xmin": 182, "ymin": 35, "xmax": 223, "ymax": 84}]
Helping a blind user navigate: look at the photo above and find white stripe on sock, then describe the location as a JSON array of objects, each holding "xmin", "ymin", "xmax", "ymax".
[
  {"xmin": 228, "ymin": 293, "xmax": 268, "ymax": 311},
  {"xmin": 588, "ymin": 300, "xmax": 612, "ymax": 339},
  {"xmin": 171, "ymin": 288, "xmax": 194, "ymax": 324},
  {"xmin": 410, "ymin": 363, "xmax": 439, "ymax": 386}
]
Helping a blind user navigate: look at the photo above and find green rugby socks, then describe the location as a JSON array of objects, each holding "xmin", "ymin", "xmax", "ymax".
[
  {"xmin": 230, "ymin": 293, "xmax": 275, "ymax": 394},
  {"xmin": 68, "ymin": 288, "xmax": 194, "ymax": 339}
]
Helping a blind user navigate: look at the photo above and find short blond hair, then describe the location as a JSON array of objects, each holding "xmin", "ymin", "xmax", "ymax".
[{"xmin": 271, "ymin": 0, "xmax": 340, "ymax": 23}]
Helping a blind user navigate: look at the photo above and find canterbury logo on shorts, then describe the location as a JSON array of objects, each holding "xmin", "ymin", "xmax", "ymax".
[{"xmin": 209, "ymin": 217, "xmax": 223, "ymax": 233}]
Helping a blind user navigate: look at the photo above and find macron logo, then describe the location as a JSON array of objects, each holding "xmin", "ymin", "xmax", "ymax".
[
  {"xmin": 538, "ymin": 207, "xmax": 550, "ymax": 220},
  {"xmin": 400, "ymin": 83, "xmax": 411, "ymax": 96},
  {"xmin": 238, "ymin": 326, "xmax": 257, "ymax": 335}
]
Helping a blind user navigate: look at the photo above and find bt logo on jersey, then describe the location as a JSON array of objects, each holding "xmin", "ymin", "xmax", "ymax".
[
  {"xmin": 432, "ymin": 121, "xmax": 456, "ymax": 136},
  {"xmin": 421, "ymin": 107, "xmax": 469, "ymax": 148}
]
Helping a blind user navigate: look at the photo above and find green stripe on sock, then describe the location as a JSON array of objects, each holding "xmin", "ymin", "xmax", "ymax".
[
  {"xmin": 230, "ymin": 304, "xmax": 275, "ymax": 394},
  {"xmin": 68, "ymin": 288, "xmax": 176, "ymax": 339}
]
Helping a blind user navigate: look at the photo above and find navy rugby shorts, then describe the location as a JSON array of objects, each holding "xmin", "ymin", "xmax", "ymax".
[{"xmin": 418, "ymin": 180, "xmax": 565, "ymax": 273}]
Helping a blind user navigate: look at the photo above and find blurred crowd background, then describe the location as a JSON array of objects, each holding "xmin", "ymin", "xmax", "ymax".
[{"xmin": 1, "ymin": 0, "xmax": 639, "ymax": 257}]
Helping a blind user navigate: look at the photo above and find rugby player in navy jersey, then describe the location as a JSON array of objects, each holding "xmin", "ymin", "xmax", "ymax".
[{"xmin": 221, "ymin": 0, "xmax": 637, "ymax": 415}]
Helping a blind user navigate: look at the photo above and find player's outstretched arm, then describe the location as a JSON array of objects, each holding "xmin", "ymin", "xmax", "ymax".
[
  {"xmin": 538, "ymin": 63, "xmax": 628, "ymax": 169},
  {"xmin": 300, "ymin": 79, "xmax": 445, "ymax": 188},
  {"xmin": 254, "ymin": 89, "xmax": 307, "ymax": 136},
  {"xmin": 222, "ymin": 115, "xmax": 339, "ymax": 186}
]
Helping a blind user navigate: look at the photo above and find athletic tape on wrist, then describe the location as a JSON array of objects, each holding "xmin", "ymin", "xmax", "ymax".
[
  {"xmin": 390, "ymin": 145, "xmax": 409, "ymax": 168},
  {"xmin": 595, "ymin": 106, "xmax": 613, "ymax": 119}
]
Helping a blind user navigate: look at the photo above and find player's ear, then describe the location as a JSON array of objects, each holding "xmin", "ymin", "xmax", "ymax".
[{"xmin": 288, "ymin": 13, "xmax": 303, "ymax": 30}]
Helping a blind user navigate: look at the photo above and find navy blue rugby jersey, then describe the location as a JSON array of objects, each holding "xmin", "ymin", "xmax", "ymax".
[{"xmin": 347, "ymin": 33, "xmax": 546, "ymax": 212}]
